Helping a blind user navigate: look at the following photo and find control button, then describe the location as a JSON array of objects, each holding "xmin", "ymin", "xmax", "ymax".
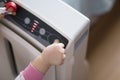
[
  {"xmin": 48, "ymin": 34, "xmax": 61, "ymax": 44},
  {"xmin": 39, "ymin": 28, "xmax": 46, "ymax": 35},
  {"xmin": 24, "ymin": 17, "xmax": 31, "ymax": 24}
]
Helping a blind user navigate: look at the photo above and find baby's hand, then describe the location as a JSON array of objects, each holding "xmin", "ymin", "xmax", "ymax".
[
  {"xmin": 42, "ymin": 42, "xmax": 65, "ymax": 66},
  {"xmin": 32, "ymin": 41, "xmax": 66, "ymax": 74}
]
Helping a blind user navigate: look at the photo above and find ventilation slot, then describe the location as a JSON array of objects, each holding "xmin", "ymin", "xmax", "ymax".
[{"xmin": 75, "ymin": 30, "xmax": 88, "ymax": 50}]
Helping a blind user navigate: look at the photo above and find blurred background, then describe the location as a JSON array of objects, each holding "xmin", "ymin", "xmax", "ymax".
[
  {"xmin": 63, "ymin": 0, "xmax": 120, "ymax": 80},
  {"xmin": 87, "ymin": 0, "xmax": 120, "ymax": 80}
]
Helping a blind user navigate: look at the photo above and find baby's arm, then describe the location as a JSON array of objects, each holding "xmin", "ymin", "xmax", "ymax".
[
  {"xmin": 32, "ymin": 42, "xmax": 65, "ymax": 74},
  {"xmin": 15, "ymin": 42, "xmax": 65, "ymax": 80}
]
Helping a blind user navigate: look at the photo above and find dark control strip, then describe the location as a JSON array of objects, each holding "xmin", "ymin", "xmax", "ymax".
[{"xmin": 5, "ymin": 4, "xmax": 68, "ymax": 47}]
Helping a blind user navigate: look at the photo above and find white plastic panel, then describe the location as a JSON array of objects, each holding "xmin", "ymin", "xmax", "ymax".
[
  {"xmin": 0, "ymin": 23, "xmax": 55, "ymax": 80},
  {"xmin": 13, "ymin": 0, "xmax": 90, "ymax": 39},
  {"xmin": 0, "ymin": 28, "xmax": 15, "ymax": 80}
]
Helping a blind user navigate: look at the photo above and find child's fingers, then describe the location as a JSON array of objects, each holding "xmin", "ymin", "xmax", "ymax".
[
  {"xmin": 63, "ymin": 54, "xmax": 66, "ymax": 59},
  {"xmin": 58, "ymin": 43, "xmax": 65, "ymax": 48},
  {"xmin": 59, "ymin": 54, "xmax": 66, "ymax": 65},
  {"xmin": 54, "ymin": 39, "xmax": 65, "ymax": 48},
  {"xmin": 54, "ymin": 39, "xmax": 60, "ymax": 43}
]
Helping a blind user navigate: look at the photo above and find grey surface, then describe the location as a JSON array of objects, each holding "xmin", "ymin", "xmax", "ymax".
[{"xmin": 62, "ymin": 0, "xmax": 116, "ymax": 17}]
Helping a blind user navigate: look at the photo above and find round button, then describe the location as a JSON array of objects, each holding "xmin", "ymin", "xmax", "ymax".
[
  {"xmin": 24, "ymin": 17, "xmax": 31, "ymax": 24},
  {"xmin": 47, "ymin": 34, "xmax": 61, "ymax": 44},
  {"xmin": 39, "ymin": 28, "xmax": 46, "ymax": 35}
]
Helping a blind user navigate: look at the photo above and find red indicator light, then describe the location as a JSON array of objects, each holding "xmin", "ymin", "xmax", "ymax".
[
  {"xmin": 33, "ymin": 23, "xmax": 37, "ymax": 26},
  {"xmin": 31, "ymin": 21, "xmax": 39, "ymax": 33},
  {"xmin": 31, "ymin": 30, "xmax": 34, "ymax": 32},
  {"xmin": 33, "ymin": 25, "xmax": 36, "ymax": 28},
  {"xmin": 32, "ymin": 27, "xmax": 35, "ymax": 30}
]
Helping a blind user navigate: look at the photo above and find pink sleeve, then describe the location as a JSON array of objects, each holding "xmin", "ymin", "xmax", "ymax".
[{"xmin": 22, "ymin": 63, "xmax": 44, "ymax": 80}]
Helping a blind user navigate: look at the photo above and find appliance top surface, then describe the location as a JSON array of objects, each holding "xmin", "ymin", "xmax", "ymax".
[{"xmin": 13, "ymin": 0, "xmax": 90, "ymax": 39}]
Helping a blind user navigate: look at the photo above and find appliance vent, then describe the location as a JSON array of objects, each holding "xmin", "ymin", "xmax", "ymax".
[{"xmin": 75, "ymin": 30, "xmax": 88, "ymax": 50}]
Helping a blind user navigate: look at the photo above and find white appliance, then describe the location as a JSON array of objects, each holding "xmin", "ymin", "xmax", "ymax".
[{"xmin": 0, "ymin": 0, "xmax": 90, "ymax": 80}]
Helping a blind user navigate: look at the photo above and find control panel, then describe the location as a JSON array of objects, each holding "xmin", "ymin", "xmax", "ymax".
[{"xmin": 5, "ymin": 4, "xmax": 68, "ymax": 47}]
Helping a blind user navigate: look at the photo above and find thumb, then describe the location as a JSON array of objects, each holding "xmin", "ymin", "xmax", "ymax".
[
  {"xmin": 54, "ymin": 39, "xmax": 60, "ymax": 43},
  {"xmin": 54, "ymin": 39, "xmax": 65, "ymax": 48}
]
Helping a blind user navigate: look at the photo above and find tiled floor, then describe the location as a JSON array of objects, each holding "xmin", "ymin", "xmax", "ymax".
[{"xmin": 87, "ymin": 0, "xmax": 120, "ymax": 80}]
